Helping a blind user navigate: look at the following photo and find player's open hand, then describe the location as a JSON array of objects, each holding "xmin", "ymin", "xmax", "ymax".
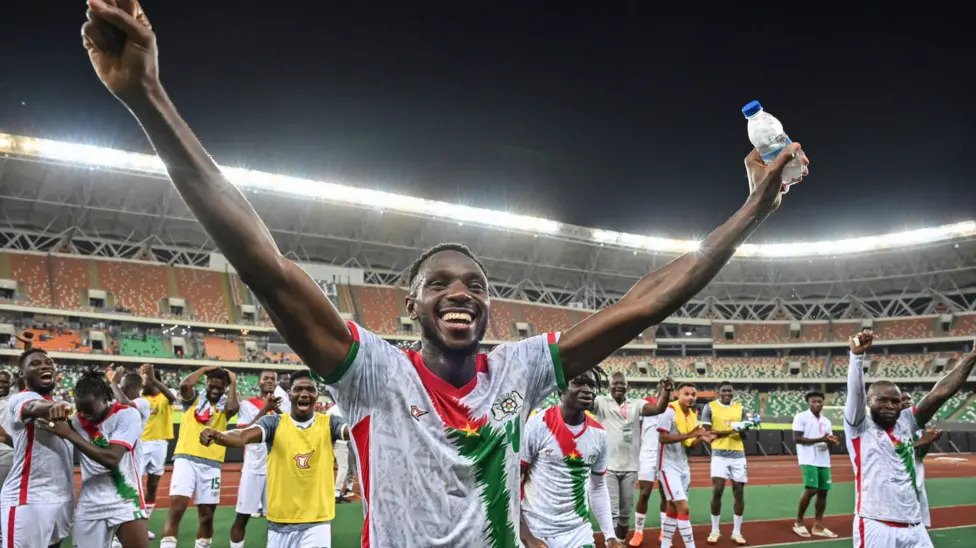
[
  {"xmin": 83, "ymin": 0, "xmax": 159, "ymax": 104},
  {"xmin": 850, "ymin": 329, "xmax": 874, "ymax": 355},
  {"xmin": 261, "ymin": 395, "xmax": 282, "ymax": 415},
  {"xmin": 199, "ymin": 427, "xmax": 221, "ymax": 447},
  {"xmin": 824, "ymin": 434, "xmax": 839, "ymax": 446},
  {"xmin": 745, "ymin": 142, "xmax": 809, "ymax": 214}
]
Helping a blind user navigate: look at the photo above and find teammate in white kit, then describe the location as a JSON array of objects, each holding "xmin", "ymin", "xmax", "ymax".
[
  {"xmin": 520, "ymin": 372, "xmax": 629, "ymax": 548},
  {"xmin": 325, "ymin": 402, "xmax": 354, "ymax": 503},
  {"xmin": 229, "ymin": 370, "xmax": 285, "ymax": 548},
  {"xmin": 108, "ymin": 366, "xmax": 151, "ymax": 426},
  {"xmin": 79, "ymin": 3, "xmax": 803, "ymax": 542},
  {"xmin": 0, "ymin": 349, "xmax": 75, "ymax": 548},
  {"xmin": 791, "ymin": 390, "xmax": 838, "ymax": 539},
  {"xmin": 900, "ymin": 393, "xmax": 942, "ymax": 529},
  {"xmin": 845, "ymin": 330, "xmax": 976, "ymax": 547},
  {"xmin": 132, "ymin": 363, "xmax": 175, "ymax": 528},
  {"xmin": 657, "ymin": 383, "xmax": 715, "ymax": 548},
  {"xmin": 43, "ymin": 371, "xmax": 150, "ymax": 548},
  {"xmin": 630, "ymin": 385, "xmax": 673, "ymax": 547}
]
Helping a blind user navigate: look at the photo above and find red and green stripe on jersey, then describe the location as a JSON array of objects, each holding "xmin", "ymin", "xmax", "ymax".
[
  {"xmin": 541, "ymin": 406, "xmax": 604, "ymax": 520},
  {"xmin": 76, "ymin": 402, "xmax": 144, "ymax": 510}
]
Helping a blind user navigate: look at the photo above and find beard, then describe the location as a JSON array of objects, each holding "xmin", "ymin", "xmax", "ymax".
[
  {"xmin": 869, "ymin": 407, "xmax": 898, "ymax": 429},
  {"xmin": 418, "ymin": 314, "xmax": 481, "ymax": 357}
]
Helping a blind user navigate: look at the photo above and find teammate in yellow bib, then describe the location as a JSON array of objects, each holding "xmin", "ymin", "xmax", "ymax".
[
  {"xmin": 161, "ymin": 366, "xmax": 239, "ymax": 548},
  {"xmin": 701, "ymin": 382, "xmax": 748, "ymax": 545},
  {"xmin": 202, "ymin": 370, "xmax": 349, "ymax": 548},
  {"xmin": 137, "ymin": 363, "xmax": 177, "ymax": 533}
]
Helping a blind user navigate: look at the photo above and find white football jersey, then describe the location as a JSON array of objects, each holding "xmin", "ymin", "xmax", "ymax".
[
  {"xmin": 0, "ymin": 392, "xmax": 74, "ymax": 507},
  {"xmin": 72, "ymin": 404, "xmax": 146, "ymax": 520}
]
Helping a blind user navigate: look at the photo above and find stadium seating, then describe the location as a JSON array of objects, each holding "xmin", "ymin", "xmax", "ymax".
[
  {"xmin": 203, "ymin": 336, "xmax": 243, "ymax": 361},
  {"xmin": 935, "ymin": 393, "xmax": 967, "ymax": 420},
  {"xmin": 950, "ymin": 314, "xmax": 976, "ymax": 337},
  {"xmin": 97, "ymin": 260, "xmax": 170, "ymax": 318},
  {"xmin": 18, "ymin": 327, "xmax": 88, "ymax": 353},
  {"xmin": 8, "ymin": 253, "xmax": 53, "ymax": 307},
  {"xmin": 174, "ymin": 267, "xmax": 231, "ymax": 323},
  {"xmin": 119, "ymin": 334, "xmax": 169, "ymax": 359},
  {"xmin": 875, "ymin": 317, "xmax": 934, "ymax": 340},
  {"xmin": 517, "ymin": 304, "xmax": 588, "ymax": 337},
  {"xmin": 350, "ymin": 285, "xmax": 405, "ymax": 335},
  {"xmin": 51, "ymin": 256, "xmax": 92, "ymax": 310},
  {"xmin": 765, "ymin": 390, "xmax": 807, "ymax": 418},
  {"xmin": 486, "ymin": 300, "xmax": 519, "ymax": 340}
]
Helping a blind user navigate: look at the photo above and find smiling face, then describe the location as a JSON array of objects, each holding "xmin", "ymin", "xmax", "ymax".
[
  {"xmin": 407, "ymin": 250, "xmax": 490, "ymax": 356},
  {"xmin": 610, "ymin": 374, "xmax": 627, "ymax": 400},
  {"xmin": 719, "ymin": 384, "xmax": 734, "ymax": 405},
  {"xmin": 676, "ymin": 385, "xmax": 697, "ymax": 410},
  {"xmin": 259, "ymin": 371, "xmax": 278, "ymax": 395},
  {"xmin": 289, "ymin": 376, "xmax": 318, "ymax": 421},
  {"xmin": 22, "ymin": 351, "xmax": 57, "ymax": 395}
]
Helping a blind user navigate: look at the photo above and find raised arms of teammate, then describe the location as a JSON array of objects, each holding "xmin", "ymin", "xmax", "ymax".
[
  {"xmin": 914, "ymin": 343, "xmax": 976, "ymax": 427},
  {"xmin": 224, "ymin": 370, "xmax": 240, "ymax": 418},
  {"xmin": 141, "ymin": 363, "xmax": 176, "ymax": 403},
  {"xmin": 178, "ymin": 366, "xmax": 217, "ymax": 402},
  {"xmin": 82, "ymin": 0, "xmax": 351, "ymax": 381},
  {"xmin": 640, "ymin": 378, "xmax": 673, "ymax": 417},
  {"xmin": 107, "ymin": 365, "xmax": 131, "ymax": 405},
  {"xmin": 844, "ymin": 330, "xmax": 874, "ymax": 429},
  {"xmin": 556, "ymin": 149, "xmax": 805, "ymax": 379}
]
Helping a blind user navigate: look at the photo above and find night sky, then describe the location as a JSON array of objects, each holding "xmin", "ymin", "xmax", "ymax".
[{"xmin": 2, "ymin": 2, "xmax": 973, "ymax": 241}]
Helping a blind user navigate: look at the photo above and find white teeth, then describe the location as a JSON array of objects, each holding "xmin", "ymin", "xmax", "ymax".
[{"xmin": 441, "ymin": 312, "xmax": 473, "ymax": 323}]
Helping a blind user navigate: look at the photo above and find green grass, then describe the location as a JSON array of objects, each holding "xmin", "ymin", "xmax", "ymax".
[
  {"xmin": 769, "ymin": 525, "xmax": 975, "ymax": 547},
  {"xmin": 67, "ymin": 478, "xmax": 974, "ymax": 547}
]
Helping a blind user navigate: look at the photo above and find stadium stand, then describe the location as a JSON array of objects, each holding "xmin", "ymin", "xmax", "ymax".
[
  {"xmin": 51, "ymin": 256, "xmax": 92, "ymax": 310},
  {"xmin": 97, "ymin": 260, "xmax": 170, "ymax": 318},
  {"xmin": 349, "ymin": 285, "xmax": 405, "ymax": 335},
  {"xmin": 204, "ymin": 336, "xmax": 243, "ymax": 361},
  {"xmin": 518, "ymin": 303, "xmax": 587, "ymax": 337},
  {"xmin": 486, "ymin": 300, "xmax": 519, "ymax": 340},
  {"xmin": 765, "ymin": 390, "xmax": 807, "ymax": 418},
  {"xmin": 875, "ymin": 317, "xmax": 934, "ymax": 340},
  {"xmin": 119, "ymin": 334, "xmax": 169, "ymax": 359},
  {"xmin": 8, "ymin": 252, "xmax": 53, "ymax": 307},
  {"xmin": 175, "ymin": 267, "xmax": 231, "ymax": 323}
]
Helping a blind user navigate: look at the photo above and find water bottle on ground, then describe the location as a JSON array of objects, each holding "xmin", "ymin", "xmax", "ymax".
[{"xmin": 742, "ymin": 100, "xmax": 806, "ymax": 191}]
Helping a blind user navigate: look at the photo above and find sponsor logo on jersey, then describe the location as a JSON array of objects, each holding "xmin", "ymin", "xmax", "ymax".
[
  {"xmin": 294, "ymin": 450, "xmax": 314, "ymax": 469},
  {"xmin": 410, "ymin": 405, "xmax": 429, "ymax": 420}
]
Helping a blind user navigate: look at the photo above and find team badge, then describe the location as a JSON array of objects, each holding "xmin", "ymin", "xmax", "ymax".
[
  {"xmin": 491, "ymin": 391, "xmax": 524, "ymax": 421},
  {"xmin": 294, "ymin": 451, "xmax": 314, "ymax": 469}
]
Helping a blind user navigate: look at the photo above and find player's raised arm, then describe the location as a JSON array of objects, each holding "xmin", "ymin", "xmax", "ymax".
[
  {"xmin": 81, "ymin": 0, "xmax": 352, "ymax": 378},
  {"xmin": 914, "ymin": 342, "xmax": 976, "ymax": 427},
  {"xmin": 199, "ymin": 426, "xmax": 263, "ymax": 449},
  {"xmin": 557, "ymin": 146, "xmax": 808, "ymax": 379},
  {"xmin": 845, "ymin": 329, "xmax": 873, "ymax": 429},
  {"xmin": 142, "ymin": 363, "xmax": 177, "ymax": 403},
  {"xmin": 640, "ymin": 377, "xmax": 673, "ymax": 416}
]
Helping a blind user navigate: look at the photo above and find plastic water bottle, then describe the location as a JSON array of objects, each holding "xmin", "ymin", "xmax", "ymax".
[{"xmin": 742, "ymin": 100, "xmax": 805, "ymax": 191}]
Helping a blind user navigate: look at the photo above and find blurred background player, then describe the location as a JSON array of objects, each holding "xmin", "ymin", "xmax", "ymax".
[
  {"xmin": 160, "ymin": 366, "xmax": 239, "ymax": 548},
  {"xmin": 0, "ymin": 349, "xmax": 74, "ymax": 548},
  {"xmin": 201, "ymin": 370, "xmax": 348, "ymax": 548},
  {"xmin": 325, "ymin": 400, "xmax": 355, "ymax": 503},
  {"xmin": 701, "ymin": 381, "xmax": 748, "ymax": 545},
  {"xmin": 593, "ymin": 372, "xmax": 669, "ymax": 540},
  {"xmin": 230, "ymin": 370, "xmax": 286, "ymax": 545},
  {"xmin": 657, "ymin": 382, "xmax": 715, "ymax": 548},
  {"xmin": 791, "ymin": 390, "xmax": 838, "ymax": 538},
  {"xmin": 845, "ymin": 330, "xmax": 976, "ymax": 547},
  {"xmin": 43, "ymin": 371, "xmax": 149, "ymax": 548},
  {"xmin": 901, "ymin": 392, "xmax": 942, "ymax": 529},
  {"xmin": 520, "ymin": 370, "xmax": 626, "ymax": 548},
  {"xmin": 135, "ymin": 363, "xmax": 175, "ymax": 531},
  {"xmin": 630, "ymin": 379, "xmax": 674, "ymax": 547}
]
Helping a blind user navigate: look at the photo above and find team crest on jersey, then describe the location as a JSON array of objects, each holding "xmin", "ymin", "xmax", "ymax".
[
  {"xmin": 543, "ymin": 448, "xmax": 554, "ymax": 457},
  {"xmin": 410, "ymin": 405, "xmax": 429, "ymax": 420},
  {"xmin": 491, "ymin": 391, "xmax": 524, "ymax": 421},
  {"xmin": 294, "ymin": 451, "xmax": 314, "ymax": 469}
]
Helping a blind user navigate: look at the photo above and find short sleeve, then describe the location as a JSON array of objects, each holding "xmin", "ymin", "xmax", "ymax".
[
  {"xmin": 700, "ymin": 404, "xmax": 713, "ymax": 426},
  {"xmin": 328, "ymin": 414, "xmax": 347, "ymax": 442},
  {"xmin": 520, "ymin": 414, "xmax": 543, "ymax": 465},
  {"xmin": 791, "ymin": 413, "xmax": 804, "ymax": 432},
  {"xmin": 256, "ymin": 414, "xmax": 281, "ymax": 449},
  {"xmin": 135, "ymin": 399, "xmax": 151, "ymax": 422},
  {"xmin": 236, "ymin": 400, "xmax": 257, "ymax": 428},
  {"xmin": 497, "ymin": 332, "xmax": 565, "ymax": 413},
  {"xmin": 108, "ymin": 408, "xmax": 143, "ymax": 450},
  {"xmin": 657, "ymin": 407, "xmax": 674, "ymax": 434},
  {"xmin": 319, "ymin": 322, "xmax": 403, "ymax": 425},
  {"xmin": 592, "ymin": 433, "xmax": 608, "ymax": 475},
  {"xmin": 10, "ymin": 392, "xmax": 40, "ymax": 428}
]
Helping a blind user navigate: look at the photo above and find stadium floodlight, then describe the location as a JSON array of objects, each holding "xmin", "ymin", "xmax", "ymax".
[{"xmin": 1, "ymin": 133, "xmax": 973, "ymax": 258}]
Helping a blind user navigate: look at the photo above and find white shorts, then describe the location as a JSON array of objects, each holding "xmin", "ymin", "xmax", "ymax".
[
  {"xmin": 169, "ymin": 457, "xmax": 221, "ymax": 505},
  {"xmin": 73, "ymin": 507, "xmax": 148, "ymax": 548},
  {"xmin": 236, "ymin": 471, "xmax": 267, "ymax": 515},
  {"xmin": 659, "ymin": 467, "xmax": 690, "ymax": 502},
  {"xmin": 268, "ymin": 522, "xmax": 332, "ymax": 548},
  {"xmin": 638, "ymin": 449, "xmax": 658, "ymax": 483},
  {"xmin": 853, "ymin": 517, "xmax": 932, "ymax": 548},
  {"xmin": 710, "ymin": 455, "xmax": 748, "ymax": 483},
  {"xmin": 141, "ymin": 439, "xmax": 169, "ymax": 476},
  {"xmin": 1, "ymin": 501, "xmax": 73, "ymax": 548},
  {"xmin": 537, "ymin": 522, "xmax": 595, "ymax": 548}
]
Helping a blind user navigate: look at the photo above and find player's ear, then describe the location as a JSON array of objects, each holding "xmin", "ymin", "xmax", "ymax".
[{"xmin": 405, "ymin": 294, "xmax": 418, "ymax": 320}]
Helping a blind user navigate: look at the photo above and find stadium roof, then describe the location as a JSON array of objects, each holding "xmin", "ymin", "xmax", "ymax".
[{"xmin": 1, "ymin": 133, "xmax": 974, "ymax": 318}]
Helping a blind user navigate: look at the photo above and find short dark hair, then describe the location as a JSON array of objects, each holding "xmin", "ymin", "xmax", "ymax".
[
  {"xmin": 805, "ymin": 390, "xmax": 825, "ymax": 401},
  {"xmin": 676, "ymin": 382, "xmax": 697, "ymax": 391},
  {"xmin": 290, "ymin": 370, "xmax": 314, "ymax": 384},
  {"xmin": 406, "ymin": 243, "xmax": 488, "ymax": 293},
  {"xmin": 18, "ymin": 348, "xmax": 48, "ymax": 369},
  {"xmin": 205, "ymin": 368, "xmax": 231, "ymax": 383},
  {"xmin": 75, "ymin": 370, "xmax": 113, "ymax": 402},
  {"xmin": 0, "ymin": 371, "xmax": 11, "ymax": 380},
  {"xmin": 122, "ymin": 372, "xmax": 143, "ymax": 387},
  {"xmin": 719, "ymin": 381, "xmax": 734, "ymax": 389}
]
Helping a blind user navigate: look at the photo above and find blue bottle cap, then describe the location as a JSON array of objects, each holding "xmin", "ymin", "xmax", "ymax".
[{"xmin": 741, "ymin": 100, "xmax": 762, "ymax": 118}]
